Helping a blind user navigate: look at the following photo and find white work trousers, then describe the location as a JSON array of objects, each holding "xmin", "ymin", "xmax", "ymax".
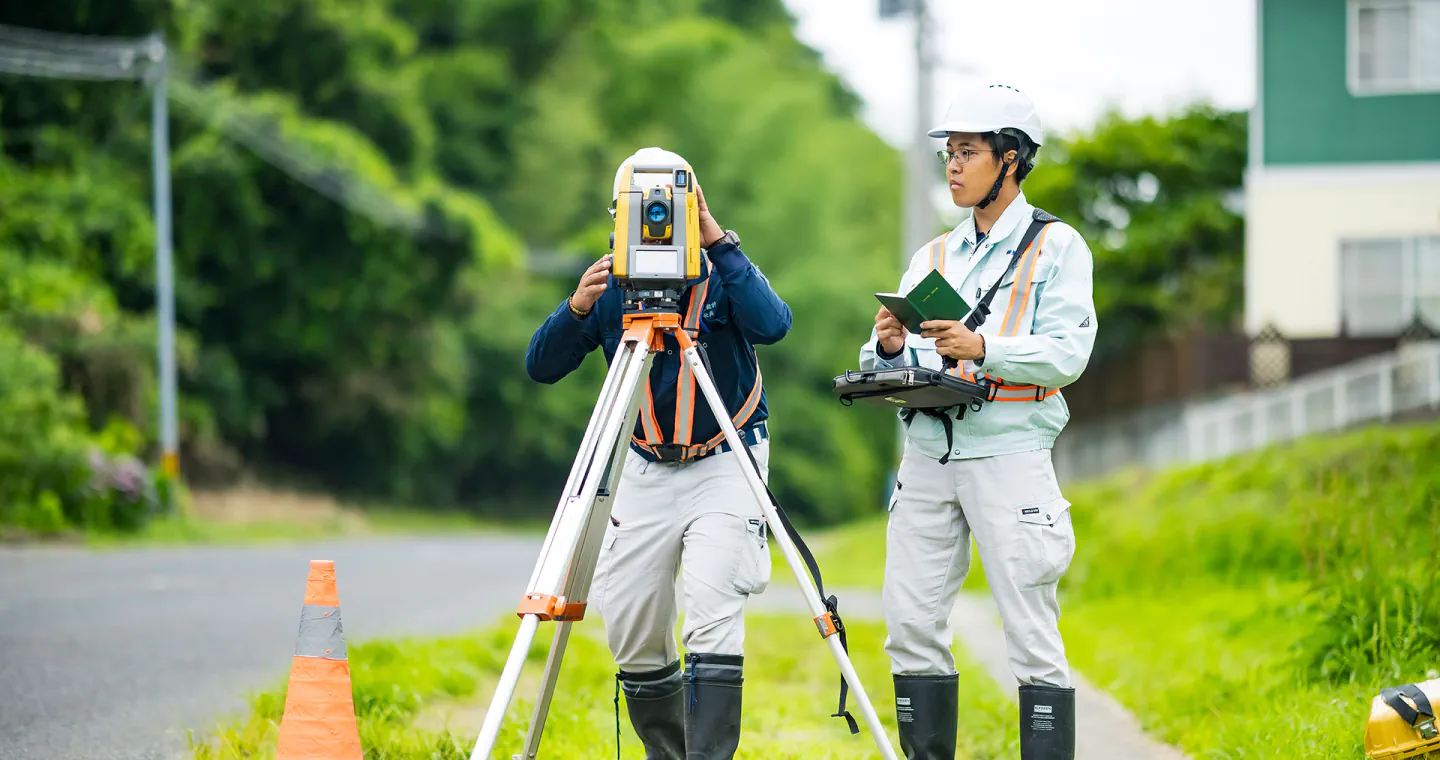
[
  {"xmin": 883, "ymin": 445, "xmax": 1076, "ymax": 687},
  {"xmin": 591, "ymin": 440, "xmax": 772, "ymax": 672}
]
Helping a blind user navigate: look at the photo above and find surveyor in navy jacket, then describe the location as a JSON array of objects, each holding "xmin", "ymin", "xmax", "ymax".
[{"xmin": 523, "ymin": 146, "xmax": 791, "ymax": 759}]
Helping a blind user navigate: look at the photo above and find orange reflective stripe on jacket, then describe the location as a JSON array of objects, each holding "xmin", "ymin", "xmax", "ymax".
[
  {"xmin": 985, "ymin": 223, "xmax": 1056, "ymax": 401},
  {"xmin": 929, "ymin": 233, "xmax": 949, "ymax": 275},
  {"xmin": 999, "ymin": 224, "xmax": 1051, "ymax": 337}
]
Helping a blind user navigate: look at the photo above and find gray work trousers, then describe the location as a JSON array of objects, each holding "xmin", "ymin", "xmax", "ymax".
[
  {"xmin": 883, "ymin": 445, "xmax": 1076, "ymax": 687},
  {"xmin": 590, "ymin": 440, "xmax": 772, "ymax": 671}
]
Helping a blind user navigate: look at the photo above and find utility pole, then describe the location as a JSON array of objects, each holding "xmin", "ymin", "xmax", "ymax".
[
  {"xmin": 904, "ymin": 0, "xmax": 937, "ymax": 265},
  {"xmin": 878, "ymin": 0, "xmax": 939, "ymax": 480},
  {"xmin": 881, "ymin": 0, "xmax": 938, "ymax": 267},
  {"xmin": 0, "ymin": 25, "xmax": 181, "ymax": 480},
  {"xmin": 146, "ymin": 33, "xmax": 178, "ymax": 480}
]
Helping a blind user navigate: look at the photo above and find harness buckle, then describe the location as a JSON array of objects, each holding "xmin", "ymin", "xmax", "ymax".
[{"xmin": 651, "ymin": 444, "xmax": 692, "ymax": 463}]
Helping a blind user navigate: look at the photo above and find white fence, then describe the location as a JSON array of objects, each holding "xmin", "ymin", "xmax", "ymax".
[{"xmin": 1052, "ymin": 340, "xmax": 1440, "ymax": 484}]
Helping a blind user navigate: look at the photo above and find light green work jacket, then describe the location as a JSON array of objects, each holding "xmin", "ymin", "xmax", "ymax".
[{"xmin": 858, "ymin": 191, "xmax": 1098, "ymax": 463}]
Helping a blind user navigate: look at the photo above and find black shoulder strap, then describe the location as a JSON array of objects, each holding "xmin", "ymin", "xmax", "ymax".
[
  {"xmin": 940, "ymin": 208, "xmax": 1058, "ymax": 372},
  {"xmin": 963, "ymin": 207, "xmax": 1059, "ymax": 332}
]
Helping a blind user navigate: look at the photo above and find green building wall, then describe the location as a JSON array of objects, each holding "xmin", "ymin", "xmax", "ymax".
[{"xmin": 1261, "ymin": 0, "xmax": 1440, "ymax": 166}]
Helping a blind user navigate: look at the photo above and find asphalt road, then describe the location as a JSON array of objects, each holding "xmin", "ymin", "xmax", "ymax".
[{"xmin": 0, "ymin": 535, "xmax": 542, "ymax": 760}]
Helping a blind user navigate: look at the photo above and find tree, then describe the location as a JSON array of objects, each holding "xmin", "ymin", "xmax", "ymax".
[{"xmin": 1023, "ymin": 104, "xmax": 1247, "ymax": 362}]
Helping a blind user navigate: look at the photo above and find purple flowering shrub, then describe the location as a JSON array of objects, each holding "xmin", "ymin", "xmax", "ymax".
[{"xmin": 73, "ymin": 447, "xmax": 166, "ymax": 532}]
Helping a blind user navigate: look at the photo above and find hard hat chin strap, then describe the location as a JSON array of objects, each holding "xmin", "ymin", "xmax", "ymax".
[{"xmin": 976, "ymin": 156, "xmax": 1013, "ymax": 210}]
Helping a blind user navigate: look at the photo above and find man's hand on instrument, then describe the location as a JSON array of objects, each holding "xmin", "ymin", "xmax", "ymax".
[
  {"xmin": 693, "ymin": 179, "xmax": 725, "ymax": 248},
  {"xmin": 876, "ymin": 307, "xmax": 907, "ymax": 355},
  {"xmin": 570, "ymin": 254, "xmax": 611, "ymax": 314},
  {"xmin": 920, "ymin": 320, "xmax": 985, "ymax": 362}
]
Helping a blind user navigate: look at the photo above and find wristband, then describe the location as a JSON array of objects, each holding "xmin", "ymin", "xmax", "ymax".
[{"xmin": 567, "ymin": 291, "xmax": 590, "ymax": 319}]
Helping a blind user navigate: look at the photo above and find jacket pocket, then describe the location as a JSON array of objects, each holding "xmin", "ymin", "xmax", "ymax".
[{"xmin": 975, "ymin": 251, "xmax": 1053, "ymax": 328}]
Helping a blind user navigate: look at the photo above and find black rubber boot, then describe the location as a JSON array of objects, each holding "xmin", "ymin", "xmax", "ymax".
[
  {"xmin": 893, "ymin": 674, "xmax": 959, "ymax": 760},
  {"xmin": 683, "ymin": 652, "xmax": 744, "ymax": 759},
  {"xmin": 618, "ymin": 661, "xmax": 686, "ymax": 760},
  {"xmin": 1019, "ymin": 684, "xmax": 1076, "ymax": 760}
]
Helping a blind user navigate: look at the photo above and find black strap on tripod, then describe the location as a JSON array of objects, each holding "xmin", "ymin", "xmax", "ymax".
[
  {"xmin": 738, "ymin": 443, "xmax": 861, "ymax": 734},
  {"xmin": 907, "ymin": 207, "xmax": 1060, "ymax": 462}
]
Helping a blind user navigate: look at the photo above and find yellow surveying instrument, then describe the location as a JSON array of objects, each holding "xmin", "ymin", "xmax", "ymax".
[
  {"xmin": 467, "ymin": 155, "xmax": 900, "ymax": 759},
  {"xmin": 609, "ymin": 156, "xmax": 703, "ymax": 315}
]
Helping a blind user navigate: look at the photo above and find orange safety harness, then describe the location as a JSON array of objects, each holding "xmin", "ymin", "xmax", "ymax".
[
  {"xmin": 629, "ymin": 276, "xmax": 765, "ymax": 462},
  {"xmin": 620, "ymin": 272, "xmax": 863, "ymax": 735}
]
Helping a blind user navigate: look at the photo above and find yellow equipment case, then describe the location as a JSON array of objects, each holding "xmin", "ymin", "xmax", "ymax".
[{"xmin": 1366, "ymin": 678, "xmax": 1440, "ymax": 759}]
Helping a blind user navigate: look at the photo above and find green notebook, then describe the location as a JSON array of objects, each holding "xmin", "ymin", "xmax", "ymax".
[{"xmin": 874, "ymin": 268, "xmax": 973, "ymax": 334}]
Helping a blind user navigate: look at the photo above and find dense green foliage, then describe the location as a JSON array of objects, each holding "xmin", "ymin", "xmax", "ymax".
[
  {"xmin": 1022, "ymin": 104, "xmax": 1247, "ymax": 361},
  {"xmin": 1, "ymin": 0, "xmax": 1246, "ymax": 529}
]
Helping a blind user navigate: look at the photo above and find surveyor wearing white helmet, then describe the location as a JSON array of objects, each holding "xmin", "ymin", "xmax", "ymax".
[
  {"xmin": 858, "ymin": 84, "xmax": 1097, "ymax": 760},
  {"xmin": 526, "ymin": 146, "xmax": 793, "ymax": 759}
]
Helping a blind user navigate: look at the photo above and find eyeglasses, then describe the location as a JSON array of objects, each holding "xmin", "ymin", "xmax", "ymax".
[{"xmin": 936, "ymin": 148, "xmax": 996, "ymax": 167}]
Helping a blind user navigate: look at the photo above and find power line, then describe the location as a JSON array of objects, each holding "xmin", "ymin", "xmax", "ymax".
[
  {"xmin": 0, "ymin": 25, "xmax": 431, "ymax": 236},
  {"xmin": 165, "ymin": 69, "xmax": 430, "ymax": 235},
  {"xmin": 0, "ymin": 24, "xmax": 591, "ymax": 273}
]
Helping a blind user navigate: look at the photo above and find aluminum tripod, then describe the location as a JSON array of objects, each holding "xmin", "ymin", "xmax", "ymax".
[{"xmin": 468, "ymin": 309, "xmax": 899, "ymax": 760}]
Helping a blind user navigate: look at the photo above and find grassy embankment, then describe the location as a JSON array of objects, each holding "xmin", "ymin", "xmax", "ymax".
[
  {"xmin": 188, "ymin": 615, "xmax": 1021, "ymax": 759},
  {"xmin": 185, "ymin": 421, "xmax": 1439, "ymax": 759},
  {"xmin": 808, "ymin": 420, "xmax": 1440, "ymax": 759}
]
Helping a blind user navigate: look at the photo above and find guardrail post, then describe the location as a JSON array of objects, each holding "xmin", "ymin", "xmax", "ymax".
[
  {"xmin": 1253, "ymin": 396, "xmax": 1267, "ymax": 450},
  {"xmin": 1431, "ymin": 349, "xmax": 1440, "ymax": 409},
  {"xmin": 1291, "ymin": 387, "xmax": 1306, "ymax": 439},
  {"xmin": 1378, "ymin": 362, "xmax": 1394, "ymax": 421},
  {"xmin": 1333, "ymin": 374, "xmax": 1347, "ymax": 431}
]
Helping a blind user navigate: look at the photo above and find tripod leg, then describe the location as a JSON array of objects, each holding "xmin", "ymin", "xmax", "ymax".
[
  {"xmin": 513, "ymin": 620, "xmax": 574, "ymax": 760},
  {"xmin": 678, "ymin": 342, "xmax": 902, "ymax": 760},
  {"xmin": 470, "ymin": 339, "xmax": 657, "ymax": 760},
  {"xmin": 521, "ymin": 337, "xmax": 640, "ymax": 593},
  {"xmin": 516, "ymin": 381, "xmax": 643, "ymax": 759}
]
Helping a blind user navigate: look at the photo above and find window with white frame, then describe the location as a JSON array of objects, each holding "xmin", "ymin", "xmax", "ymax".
[
  {"xmin": 1348, "ymin": 0, "xmax": 1440, "ymax": 95},
  {"xmin": 1341, "ymin": 235, "xmax": 1440, "ymax": 335}
]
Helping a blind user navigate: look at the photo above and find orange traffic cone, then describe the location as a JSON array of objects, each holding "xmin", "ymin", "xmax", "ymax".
[{"xmin": 276, "ymin": 560, "xmax": 363, "ymax": 759}]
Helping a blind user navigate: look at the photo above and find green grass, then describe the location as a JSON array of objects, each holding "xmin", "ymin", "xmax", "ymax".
[
  {"xmin": 188, "ymin": 614, "xmax": 1024, "ymax": 759},
  {"xmin": 1057, "ymin": 579, "xmax": 1439, "ymax": 760},
  {"xmin": 801, "ymin": 420, "xmax": 1440, "ymax": 759},
  {"xmin": 776, "ymin": 516, "xmax": 990, "ymax": 593}
]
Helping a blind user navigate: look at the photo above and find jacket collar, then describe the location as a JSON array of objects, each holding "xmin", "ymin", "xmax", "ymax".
[{"xmin": 947, "ymin": 191, "xmax": 1033, "ymax": 286}]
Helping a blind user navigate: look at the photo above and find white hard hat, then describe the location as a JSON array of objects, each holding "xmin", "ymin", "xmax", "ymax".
[
  {"xmin": 612, "ymin": 146, "xmax": 692, "ymax": 202},
  {"xmin": 928, "ymin": 83, "xmax": 1044, "ymax": 148}
]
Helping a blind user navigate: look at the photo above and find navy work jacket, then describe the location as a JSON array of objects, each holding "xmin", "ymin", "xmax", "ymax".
[{"xmin": 525, "ymin": 241, "xmax": 792, "ymax": 462}]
